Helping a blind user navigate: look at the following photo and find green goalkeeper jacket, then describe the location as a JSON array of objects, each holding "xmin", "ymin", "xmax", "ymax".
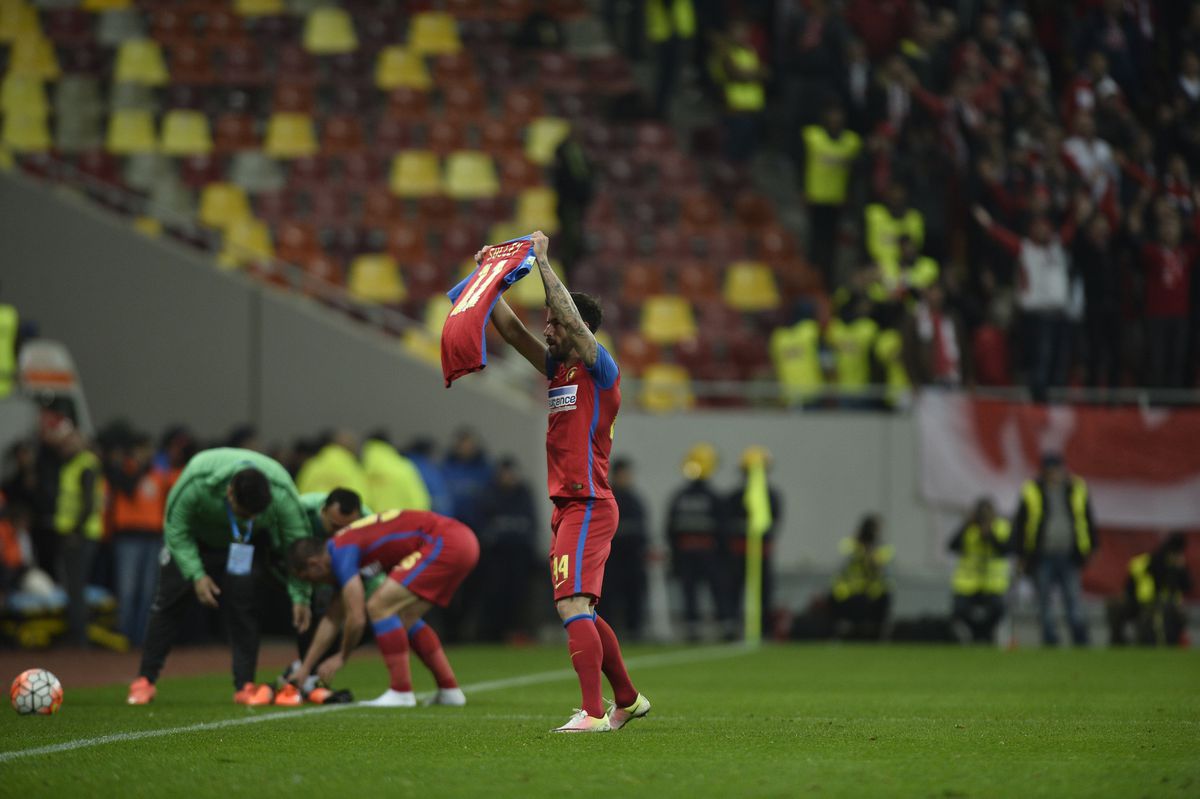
[{"xmin": 164, "ymin": 448, "xmax": 311, "ymax": 605}]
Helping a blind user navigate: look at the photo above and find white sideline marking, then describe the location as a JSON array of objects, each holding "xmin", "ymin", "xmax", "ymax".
[{"xmin": 0, "ymin": 644, "xmax": 751, "ymax": 763}]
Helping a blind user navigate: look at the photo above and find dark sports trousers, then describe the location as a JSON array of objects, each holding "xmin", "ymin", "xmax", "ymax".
[{"xmin": 138, "ymin": 546, "xmax": 261, "ymax": 688}]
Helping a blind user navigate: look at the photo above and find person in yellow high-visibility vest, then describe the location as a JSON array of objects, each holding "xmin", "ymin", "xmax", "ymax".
[
  {"xmin": 802, "ymin": 103, "xmax": 862, "ymax": 288},
  {"xmin": 715, "ymin": 17, "xmax": 766, "ymax": 162},
  {"xmin": 948, "ymin": 499, "xmax": 1012, "ymax": 644},
  {"xmin": 296, "ymin": 432, "xmax": 369, "ymax": 497},
  {"xmin": 1107, "ymin": 532, "xmax": 1191, "ymax": 646},
  {"xmin": 646, "ymin": 0, "xmax": 696, "ymax": 116},
  {"xmin": 864, "ymin": 181, "xmax": 924, "ymax": 270},
  {"xmin": 1013, "ymin": 453, "xmax": 1096, "ymax": 646},
  {"xmin": 52, "ymin": 425, "xmax": 105, "ymax": 647},
  {"xmin": 830, "ymin": 514, "xmax": 892, "ymax": 640},
  {"xmin": 769, "ymin": 305, "xmax": 824, "ymax": 407},
  {"xmin": 825, "ymin": 295, "xmax": 879, "ymax": 407},
  {"xmin": 869, "ymin": 234, "xmax": 939, "ymax": 303},
  {"xmin": 0, "ymin": 298, "xmax": 17, "ymax": 398}
]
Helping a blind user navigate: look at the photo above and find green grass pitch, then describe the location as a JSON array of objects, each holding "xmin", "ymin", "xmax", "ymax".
[{"xmin": 1, "ymin": 645, "xmax": 1196, "ymax": 798}]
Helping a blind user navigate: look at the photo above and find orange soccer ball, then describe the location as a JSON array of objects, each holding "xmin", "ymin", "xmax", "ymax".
[{"xmin": 10, "ymin": 669, "xmax": 64, "ymax": 716}]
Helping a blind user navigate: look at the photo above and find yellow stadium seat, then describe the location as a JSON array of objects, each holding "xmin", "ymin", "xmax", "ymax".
[
  {"xmin": 1, "ymin": 73, "xmax": 49, "ymax": 118},
  {"xmin": 486, "ymin": 221, "xmax": 528, "ymax": 245},
  {"xmin": 389, "ymin": 150, "xmax": 441, "ymax": 197},
  {"xmin": 263, "ymin": 113, "xmax": 318, "ymax": 159},
  {"xmin": 218, "ymin": 217, "xmax": 274, "ymax": 270},
  {"xmin": 423, "ymin": 295, "xmax": 452, "ymax": 336},
  {"xmin": 2, "ymin": 113, "xmax": 50, "ymax": 152},
  {"xmin": 524, "ymin": 116, "xmax": 570, "ymax": 166},
  {"xmin": 407, "ymin": 11, "xmax": 460, "ymax": 56},
  {"xmin": 402, "ymin": 328, "xmax": 442, "ymax": 366},
  {"xmin": 114, "ymin": 39, "xmax": 168, "ymax": 86},
  {"xmin": 105, "ymin": 109, "xmax": 156, "ymax": 154},
  {"xmin": 514, "ymin": 186, "xmax": 559, "ymax": 234},
  {"xmin": 639, "ymin": 295, "xmax": 697, "ymax": 345},
  {"xmin": 199, "ymin": 182, "xmax": 251, "ymax": 230},
  {"xmin": 83, "ymin": 0, "xmax": 132, "ymax": 10},
  {"xmin": 303, "ymin": 7, "xmax": 357, "ymax": 54},
  {"xmin": 443, "ymin": 150, "xmax": 498, "ymax": 200},
  {"xmin": 159, "ymin": 110, "xmax": 213, "ymax": 156},
  {"xmin": 375, "ymin": 46, "xmax": 431, "ymax": 91},
  {"xmin": 0, "ymin": 3, "xmax": 41, "ymax": 44},
  {"xmin": 0, "ymin": 144, "xmax": 11, "ymax": 171},
  {"xmin": 723, "ymin": 260, "xmax": 781, "ymax": 312},
  {"xmin": 508, "ymin": 258, "xmax": 562, "ymax": 309},
  {"xmin": 348, "ymin": 254, "xmax": 406, "ymax": 304},
  {"xmin": 233, "ymin": 0, "xmax": 284, "ymax": 15},
  {"xmin": 639, "ymin": 363, "xmax": 695, "ymax": 413},
  {"xmin": 595, "ymin": 330, "xmax": 616, "ymax": 357},
  {"xmin": 7, "ymin": 36, "xmax": 59, "ymax": 80}
]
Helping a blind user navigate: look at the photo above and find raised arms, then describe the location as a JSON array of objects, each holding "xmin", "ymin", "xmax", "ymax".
[{"xmin": 530, "ymin": 231, "xmax": 598, "ymax": 367}]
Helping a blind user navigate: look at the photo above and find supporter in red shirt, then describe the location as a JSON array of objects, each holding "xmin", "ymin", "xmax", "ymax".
[{"xmin": 1139, "ymin": 212, "xmax": 1195, "ymax": 387}]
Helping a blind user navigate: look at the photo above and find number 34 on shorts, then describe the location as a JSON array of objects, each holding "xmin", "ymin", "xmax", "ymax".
[{"xmin": 551, "ymin": 554, "xmax": 569, "ymax": 588}]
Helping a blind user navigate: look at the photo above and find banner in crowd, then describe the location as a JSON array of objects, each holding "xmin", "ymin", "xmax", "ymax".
[{"xmin": 916, "ymin": 392, "xmax": 1200, "ymax": 528}]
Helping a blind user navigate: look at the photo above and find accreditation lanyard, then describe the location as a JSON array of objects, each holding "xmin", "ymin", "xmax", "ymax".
[
  {"xmin": 226, "ymin": 503, "xmax": 254, "ymax": 544},
  {"xmin": 226, "ymin": 503, "xmax": 255, "ymax": 576}
]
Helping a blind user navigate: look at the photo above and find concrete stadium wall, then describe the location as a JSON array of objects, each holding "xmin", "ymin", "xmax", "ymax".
[{"xmin": 1, "ymin": 173, "xmax": 961, "ymax": 616}]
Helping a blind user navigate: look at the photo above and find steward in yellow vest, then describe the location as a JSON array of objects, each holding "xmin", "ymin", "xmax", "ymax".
[
  {"xmin": 830, "ymin": 515, "xmax": 892, "ymax": 639},
  {"xmin": 52, "ymin": 427, "xmax": 105, "ymax": 646},
  {"xmin": 865, "ymin": 182, "xmax": 924, "ymax": 269},
  {"xmin": 0, "ymin": 301, "xmax": 17, "ymax": 398},
  {"xmin": 802, "ymin": 107, "xmax": 862, "ymax": 207},
  {"xmin": 948, "ymin": 499, "xmax": 1011, "ymax": 643},
  {"xmin": 1108, "ymin": 532, "xmax": 1191, "ymax": 646},
  {"xmin": 296, "ymin": 434, "xmax": 369, "ymax": 497},
  {"xmin": 1012, "ymin": 453, "xmax": 1096, "ymax": 646},
  {"xmin": 826, "ymin": 296, "xmax": 878, "ymax": 402},
  {"xmin": 770, "ymin": 314, "xmax": 824, "ymax": 407}
]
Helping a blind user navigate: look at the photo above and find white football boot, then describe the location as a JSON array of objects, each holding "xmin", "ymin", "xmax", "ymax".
[
  {"xmin": 551, "ymin": 709, "xmax": 612, "ymax": 733},
  {"xmin": 423, "ymin": 687, "xmax": 467, "ymax": 706},
  {"xmin": 606, "ymin": 693, "xmax": 652, "ymax": 730},
  {"xmin": 360, "ymin": 689, "xmax": 416, "ymax": 707}
]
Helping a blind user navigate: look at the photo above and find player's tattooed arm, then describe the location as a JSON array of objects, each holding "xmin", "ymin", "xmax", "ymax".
[{"xmin": 533, "ymin": 231, "xmax": 598, "ymax": 366}]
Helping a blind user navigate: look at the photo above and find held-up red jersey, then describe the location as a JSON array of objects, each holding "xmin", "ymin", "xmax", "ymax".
[{"xmin": 544, "ymin": 344, "xmax": 620, "ymax": 501}]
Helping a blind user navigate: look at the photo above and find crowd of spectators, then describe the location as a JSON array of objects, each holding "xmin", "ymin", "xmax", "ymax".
[{"xmin": 619, "ymin": 0, "xmax": 1200, "ymax": 401}]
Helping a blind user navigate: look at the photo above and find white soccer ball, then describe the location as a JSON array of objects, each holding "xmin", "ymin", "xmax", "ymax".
[{"xmin": 10, "ymin": 668, "xmax": 64, "ymax": 715}]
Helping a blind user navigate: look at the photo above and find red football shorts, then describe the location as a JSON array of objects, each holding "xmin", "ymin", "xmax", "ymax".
[
  {"xmin": 389, "ymin": 518, "xmax": 480, "ymax": 607},
  {"xmin": 549, "ymin": 497, "xmax": 619, "ymax": 602}
]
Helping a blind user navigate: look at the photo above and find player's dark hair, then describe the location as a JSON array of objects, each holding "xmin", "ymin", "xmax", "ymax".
[
  {"xmin": 1163, "ymin": 532, "xmax": 1187, "ymax": 555},
  {"xmin": 230, "ymin": 468, "xmax": 272, "ymax": 515},
  {"xmin": 323, "ymin": 488, "xmax": 362, "ymax": 516},
  {"xmin": 288, "ymin": 537, "xmax": 327, "ymax": 575},
  {"xmin": 571, "ymin": 292, "xmax": 603, "ymax": 333}
]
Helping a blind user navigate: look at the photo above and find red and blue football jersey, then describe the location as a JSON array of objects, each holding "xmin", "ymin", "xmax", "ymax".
[
  {"xmin": 327, "ymin": 510, "xmax": 451, "ymax": 587},
  {"xmin": 544, "ymin": 344, "xmax": 621, "ymax": 501}
]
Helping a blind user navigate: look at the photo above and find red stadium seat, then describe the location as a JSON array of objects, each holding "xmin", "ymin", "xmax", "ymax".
[
  {"xmin": 675, "ymin": 260, "xmax": 720, "ymax": 303},
  {"xmin": 733, "ymin": 191, "xmax": 776, "ymax": 231},
  {"xmin": 385, "ymin": 225, "xmax": 427, "ymax": 261},
  {"xmin": 44, "ymin": 9, "xmax": 93, "ymax": 46},
  {"xmin": 402, "ymin": 261, "xmax": 449, "ymax": 303},
  {"xmin": 254, "ymin": 191, "xmax": 301, "ymax": 225},
  {"xmin": 680, "ymin": 193, "xmax": 721, "ymax": 231},
  {"xmin": 150, "ymin": 8, "xmax": 195, "ymax": 47},
  {"xmin": 341, "ymin": 152, "xmax": 388, "ymax": 191},
  {"xmin": 498, "ymin": 154, "xmax": 543, "ymax": 193},
  {"xmin": 288, "ymin": 156, "xmax": 330, "ymax": 191},
  {"xmin": 441, "ymin": 83, "xmax": 487, "ymax": 127},
  {"xmin": 372, "ymin": 115, "xmax": 420, "ymax": 156},
  {"xmin": 322, "ymin": 114, "xmax": 366, "ymax": 155},
  {"xmin": 359, "ymin": 187, "xmax": 400, "ymax": 229},
  {"xmin": 171, "ymin": 42, "xmax": 217, "ymax": 86},
  {"xmin": 179, "ymin": 154, "xmax": 224, "ymax": 189},
  {"xmin": 275, "ymin": 221, "xmax": 322, "ymax": 264},
  {"xmin": 275, "ymin": 45, "xmax": 319, "ymax": 87},
  {"xmin": 425, "ymin": 119, "xmax": 467, "ymax": 156},
  {"xmin": 273, "ymin": 83, "xmax": 315, "ymax": 114},
  {"xmin": 387, "ymin": 87, "xmax": 431, "ymax": 120},
  {"xmin": 619, "ymin": 261, "xmax": 666, "ymax": 305},
  {"xmin": 213, "ymin": 113, "xmax": 259, "ymax": 153},
  {"xmin": 203, "ymin": 9, "xmax": 249, "ymax": 46},
  {"xmin": 753, "ymin": 223, "xmax": 799, "ymax": 259},
  {"xmin": 221, "ymin": 42, "xmax": 270, "ymax": 86},
  {"xmin": 432, "ymin": 53, "xmax": 478, "ymax": 85},
  {"xmin": 617, "ymin": 331, "xmax": 661, "ymax": 378},
  {"xmin": 502, "ymin": 88, "xmax": 545, "ymax": 124}
]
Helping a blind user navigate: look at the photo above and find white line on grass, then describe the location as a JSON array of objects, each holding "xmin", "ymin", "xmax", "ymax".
[{"xmin": 0, "ymin": 644, "xmax": 751, "ymax": 763}]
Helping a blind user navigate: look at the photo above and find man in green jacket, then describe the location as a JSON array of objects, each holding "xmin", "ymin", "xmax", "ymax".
[{"xmin": 127, "ymin": 448, "xmax": 313, "ymax": 706}]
